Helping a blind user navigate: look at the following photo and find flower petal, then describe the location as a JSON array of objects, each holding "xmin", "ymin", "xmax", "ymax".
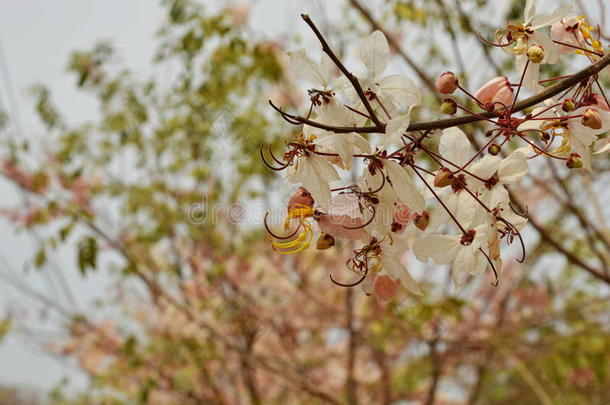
[
  {"xmin": 440, "ymin": 127, "xmax": 473, "ymax": 167},
  {"xmin": 286, "ymin": 155, "xmax": 339, "ymax": 210},
  {"xmin": 288, "ymin": 49, "xmax": 333, "ymax": 88},
  {"xmin": 413, "ymin": 234, "xmax": 460, "ymax": 264},
  {"xmin": 377, "ymin": 74, "xmax": 422, "ymax": 108},
  {"xmin": 530, "ymin": 4, "xmax": 572, "ymax": 29},
  {"xmin": 384, "ymin": 160, "xmax": 425, "ymax": 213},
  {"xmin": 498, "ymin": 149, "xmax": 529, "ymax": 183},
  {"xmin": 373, "ymin": 274, "xmax": 401, "ymax": 302},
  {"xmin": 360, "ymin": 30, "xmax": 390, "ymax": 78}
]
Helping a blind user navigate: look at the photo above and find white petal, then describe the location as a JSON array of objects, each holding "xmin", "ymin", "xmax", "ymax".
[
  {"xmin": 446, "ymin": 192, "xmax": 480, "ymax": 230},
  {"xmin": 413, "ymin": 234, "xmax": 460, "ymax": 264},
  {"xmin": 524, "ymin": 0, "xmax": 536, "ymax": 23},
  {"xmin": 498, "ymin": 149, "xmax": 529, "ymax": 183},
  {"xmin": 377, "ymin": 74, "xmax": 422, "ymax": 108},
  {"xmin": 381, "ymin": 112, "xmax": 411, "ymax": 149},
  {"xmin": 530, "ymin": 4, "xmax": 572, "ymax": 29},
  {"xmin": 516, "ymin": 54, "xmax": 543, "ymax": 93},
  {"xmin": 286, "ymin": 155, "xmax": 339, "ymax": 210},
  {"xmin": 382, "ymin": 254, "xmax": 423, "ymax": 296},
  {"xmin": 486, "ymin": 186, "xmax": 510, "ymax": 210},
  {"xmin": 316, "ymin": 132, "xmax": 370, "ymax": 171},
  {"xmin": 470, "ymin": 155, "xmax": 502, "ymax": 182},
  {"xmin": 384, "ymin": 160, "xmax": 425, "ymax": 213},
  {"xmin": 360, "ymin": 30, "xmax": 390, "ymax": 78},
  {"xmin": 288, "ymin": 49, "xmax": 332, "ymax": 88},
  {"xmin": 440, "ymin": 127, "xmax": 473, "ymax": 167},
  {"xmin": 594, "ymin": 138, "xmax": 610, "ymax": 154}
]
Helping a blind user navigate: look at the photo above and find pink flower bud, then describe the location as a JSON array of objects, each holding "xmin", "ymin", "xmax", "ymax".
[
  {"xmin": 433, "ymin": 167, "xmax": 453, "ymax": 188},
  {"xmin": 582, "ymin": 108, "xmax": 603, "ymax": 130},
  {"xmin": 474, "ymin": 76, "xmax": 514, "ymax": 110},
  {"xmin": 436, "ymin": 72, "xmax": 459, "ymax": 94},
  {"xmin": 288, "ymin": 187, "xmax": 314, "ymax": 211}
]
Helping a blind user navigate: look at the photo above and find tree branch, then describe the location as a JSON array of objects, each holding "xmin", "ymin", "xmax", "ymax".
[
  {"xmin": 510, "ymin": 193, "xmax": 610, "ymax": 285},
  {"xmin": 301, "ymin": 13, "xmax": 384, "ymax": 129},
  {"xmin": 272, "ymin": 51, "xmax": 610, "ymax": 134}
]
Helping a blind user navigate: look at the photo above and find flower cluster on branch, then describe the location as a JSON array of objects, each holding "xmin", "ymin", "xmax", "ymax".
[{"xmin": 262, "ymin": 0, "xmax": 610, "ymax": 299}]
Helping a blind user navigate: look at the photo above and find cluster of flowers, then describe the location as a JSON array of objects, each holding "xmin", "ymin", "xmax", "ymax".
[{"xmin": 262, "ymin": 0, "xmax": 610, "ymax": 300}]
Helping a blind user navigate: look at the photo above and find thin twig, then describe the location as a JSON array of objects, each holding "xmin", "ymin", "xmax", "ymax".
[{"xmin": 301, "ymin": 13, "xmax": 384, "ymax": 129}]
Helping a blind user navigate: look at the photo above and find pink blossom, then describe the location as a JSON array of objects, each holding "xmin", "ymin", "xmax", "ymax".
[
  {"xmin": 287, "ymin": 187, "xmax": 314, "ymax": 211},
  {"xmin": 317, "ymin": 194, "xmax": 368, "ymax": 240},
  {"xmin": 551, "ymin": 15, "xmax": 584, "ymax": 55},
  {"xmin": 373, "ymin": 274, "xmax": 400, "ymax": 302},
  {"xmin": 583, "ymin": 93, "xmax": 610, "ymax": 112},
  {"xmin": 475, "ymin": 76, "xmax": 514, "ymax": 109}
]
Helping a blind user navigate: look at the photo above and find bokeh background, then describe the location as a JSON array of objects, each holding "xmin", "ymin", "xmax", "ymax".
[{"xmin": 0, "ymin": 0, "xmax": 608, "ymax": 404}]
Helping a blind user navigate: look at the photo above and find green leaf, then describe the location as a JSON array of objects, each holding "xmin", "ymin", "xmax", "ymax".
[{"xmin": 77, "ymin": 236, "xmax": 98, "ymax": 276}]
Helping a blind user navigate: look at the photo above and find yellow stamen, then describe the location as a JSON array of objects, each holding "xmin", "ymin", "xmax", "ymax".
[{"xmin": 271, "ymin": 221, "xmax": 314, "ymax": 254}]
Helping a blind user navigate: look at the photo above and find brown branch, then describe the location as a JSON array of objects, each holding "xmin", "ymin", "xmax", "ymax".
[
  {"xmin": 272, "ymin": 51, "xmax": 610, "ymax": 134},
  {"xmin": 301, "ymin": 13, "xmax": 384, "ymax": 129},
  {"xmin": 510, "ymin": 193, "xmax": 610, "ymax": 285},
  {"xmin": 346, "ymin": 288, "xmax": 359, "ymax": 405}
]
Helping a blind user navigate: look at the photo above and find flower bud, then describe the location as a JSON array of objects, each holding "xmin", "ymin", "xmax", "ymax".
[
  {"xmin": 440, "ymin": 98, "xmax": 458, "ymax": 115},
  {"xmin": 562, "ymin": 98, "xmax": 577, "ymax": 112},
  {"xmin": 526, "ymin": 45, "xmax": 545, "ymax": 63},
  {"xmin": 316, "ymin": 233, "xmax": 335, "ymax": 250},
  {"xmin": 436, "ymin": 72, "xmax": 459, "ymax": 94},
  {"xmin": 587, "ymin": 93, "xmax": 610, "ymax": 112},
  {"xmin": 566, "ymin": 153, "xmax": 583, "ymax": 169},
  {"xmin": 288, "ymin": 187, "xmax": 314, "ymax": 211},
  {"xmin": 488, "ymin": 144, "xmax": 501, "ymax": 155},
  {"xmin": 413, "ymin": 211, "xmax": 430, "ymax": 231},
  {"xmin": 582, "ymin": 108, "xmax": 603, "ymax": 130},
  {"xmin": 475, "ymin": 76, "xmax": 513, "ymax": 111},
  {"xmin": 434, "ymin": 167, "xmax": 453, "ymax": 188}
]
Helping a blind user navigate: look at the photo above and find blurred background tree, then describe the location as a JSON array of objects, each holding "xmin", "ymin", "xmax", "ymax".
[{"xmin": 0, "ymin": 0, "xmax": 609, "ymax": 404}]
